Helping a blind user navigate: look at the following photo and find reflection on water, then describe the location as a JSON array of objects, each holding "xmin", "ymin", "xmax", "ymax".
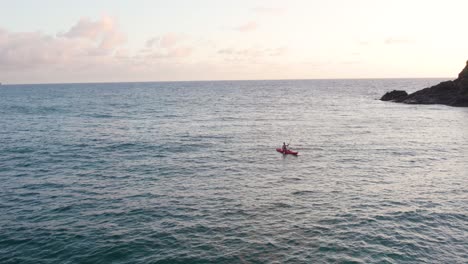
[{"xmin": 0, "ymin": 79, "xmax": 467, "ymax": 263}]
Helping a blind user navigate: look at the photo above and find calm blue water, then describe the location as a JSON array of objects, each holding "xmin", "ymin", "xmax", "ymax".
[{"xmin": 0, "ymin": 79, "xmax": 467, "ymax": 263}]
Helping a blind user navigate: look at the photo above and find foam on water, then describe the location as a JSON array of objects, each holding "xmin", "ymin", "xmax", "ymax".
[{"xmin": 0, "ymin": 79, "xmax": 467, "ymax": 263}]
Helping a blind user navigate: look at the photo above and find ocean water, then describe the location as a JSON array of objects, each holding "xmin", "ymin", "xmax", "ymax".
[{"xmin": 0, "ymin": 79, "xmax": 467, "ymax": 263}]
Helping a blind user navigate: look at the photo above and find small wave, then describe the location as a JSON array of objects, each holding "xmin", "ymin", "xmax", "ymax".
[
  {"xmin": 6, "ymin": 105, "xmax": 68, "ymax": 115},
  {"xmin": 269, "ymin": 202, "xmax": 293, "ymax": 209},
  {"xmin": 221, "ymin": 208, "xmax": 249, "ymax": 217},
  {"xmin": 21, "ymin": 182, "xmax": 67, "ymax": 190},
  {"xmin": 51, "ymin": 204, "xmax": 74, "ymax": 213},
  {"xmin": 292, "ymin": 190, "xmax": 316, "ymax": 196},
  {"xmin": 89, "ymin": 113, "xmax": 115, "ymax": 118},
  {"xmin": 4, "ymin": 147, "xmax": 35, "ymax": 154}
]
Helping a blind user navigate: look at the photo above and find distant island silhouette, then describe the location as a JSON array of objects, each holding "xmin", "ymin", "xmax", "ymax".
[{"xmin": 381, "ymin": 60, "xmax": 468, "ymax": 107}]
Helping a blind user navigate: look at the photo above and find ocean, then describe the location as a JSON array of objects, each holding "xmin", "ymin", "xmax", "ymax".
[{"xmin": 0, "ymin": 79, "xmax": 467, "ymax": 263}]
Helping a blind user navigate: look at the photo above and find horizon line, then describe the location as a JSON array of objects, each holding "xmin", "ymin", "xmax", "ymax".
[{"xmin": 0, "ymin": 77, "xmax": 452, "ymax": 86}]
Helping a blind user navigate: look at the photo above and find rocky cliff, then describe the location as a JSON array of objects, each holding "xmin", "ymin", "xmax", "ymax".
[{"xmin": 381, "ymin": 61, "xmax": 468, "ymax": 107}]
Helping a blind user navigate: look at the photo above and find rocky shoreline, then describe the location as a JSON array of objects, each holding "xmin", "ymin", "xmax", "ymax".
[{"xmin": 381, "ymin": 60, "xmax": 468, "ymax": 107}]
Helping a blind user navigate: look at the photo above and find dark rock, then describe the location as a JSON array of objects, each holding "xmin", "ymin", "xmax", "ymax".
[
  {"xmin": 458, "ymin": 60, "xmax": 468, "ymax": 79},
  {"xmin": 380, "ymin": 90, "xmax": 408, "ymax": 102},
  {"xmin": 381, "ymin": 60, "xmax": 468, "ymax": 107},
  {"xmin": 402, "ymin": 81, "xmax": 459, "ymax": 105}
]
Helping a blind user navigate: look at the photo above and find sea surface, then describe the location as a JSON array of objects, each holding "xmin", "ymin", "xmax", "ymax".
[{"xmin": 0, "ymin": 79, "xmax": 467, "ymax": 263}]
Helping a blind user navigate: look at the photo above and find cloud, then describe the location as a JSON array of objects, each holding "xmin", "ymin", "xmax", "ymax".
[
  {"xmin": 0, "ymin": 16, "xmax": 126, "ymax": 71},
  {"xmin": 64, "ymin": 16, "xmax": 115, "ymax": 39},
  {"xmin": 160, "ymin": 33, "xmax": 185, "ymax": 48},
  {"xmin": 143, "ymin": 33, "xmax": 193, "ymax": 59},
  {"xmin": 146, "ymin": 33, "xmax": 186, "ymax": 49},
  {"xmin": 62, "ymin": 15, "xmax": 126, "ymax": 54},
  {"xmin": 234, "ymin": 21, "xmax": 258, "ymax": 32},
  {"xmin": 0, "ymin": 16, "xmax": 287, "ymax": 83},
  {"xmin": 145, "ymin": 37, "xmax": 158, "ymax": 48},
  {"xmin": 0, "ymin": 16, "xmax": 197, "ymax": 77},
  {"xmin": 0, "ymin": 29, "xmax": 81, "ymax": 70}
]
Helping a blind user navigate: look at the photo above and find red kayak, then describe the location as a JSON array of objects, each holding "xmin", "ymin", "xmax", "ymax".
[{"xmin": 276, "ymin": 148, "xmax": 298, "ymax": 155}]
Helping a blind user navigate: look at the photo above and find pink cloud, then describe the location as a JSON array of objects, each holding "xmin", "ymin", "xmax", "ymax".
[
  {"xmin": 64, "ymin": 16, "xmax": 115, "ymax": 40},
  {"xmin": 146, "ymin": 33, "xmax": 185, "ymax": 49},
  {"xmin": 145, "ymin": 37, "xmax": 158, "ymax": 48},
  {"xmin": 0, "ymin": 19, "xmax": 202, "ymax": 83},
  {"xmin": 160, "ymin": 33, "xmax": 184, "ymax": 48},
  {"xmin": 63, "ymin": 15, "xmax": 126, "ymax": 54},
  {"xmin": 234, "ymin": 21, "xmax": 258, "ymax": 32},
  {"xmin": 0, "ymin": 30, "xmax": 83, "ymax": 70},
  {"xmin": 168, "ymin": 47, "xmax": 192, "ymax": 58},
  {"xmin": 0, "ymin": 16, "xmax": 127, "ymax": 71},
  {"xmin": 143, "ymin": 33, "xmax": 193, "ymax": 60}
]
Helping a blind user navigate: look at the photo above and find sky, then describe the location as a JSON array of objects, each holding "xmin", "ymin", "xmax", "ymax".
[{"xmin": 1, "ymin": 0, "xmax": 468, "ymax": 84}]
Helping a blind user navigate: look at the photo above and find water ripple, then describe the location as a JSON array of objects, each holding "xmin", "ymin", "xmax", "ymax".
[{"xmin": 0, "ymin": 80, "xmax": 467, "ymax": 263}]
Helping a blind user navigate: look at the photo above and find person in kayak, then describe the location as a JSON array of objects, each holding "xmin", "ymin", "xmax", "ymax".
[{"xmin": 282, "ymin": 142, "xmax": 289, "ymax": 152}]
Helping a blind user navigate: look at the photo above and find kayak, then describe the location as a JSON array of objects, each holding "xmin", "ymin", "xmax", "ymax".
[{"xmin": 276, "ymin": 148, "xmax": 298, "ymax": 155}]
